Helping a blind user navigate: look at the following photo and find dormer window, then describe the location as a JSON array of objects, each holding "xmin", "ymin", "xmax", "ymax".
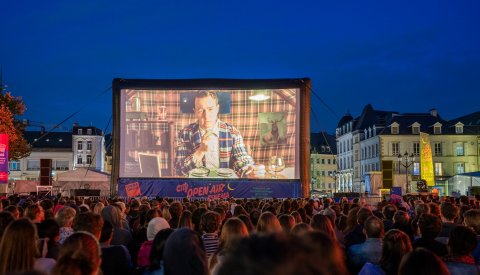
[
  {"xmin": 368, "ymin": 127, "xmax": 372, "ymax": 138},
  {"xmin": 391, "ymin": 123, "xmax": 399, "ymax": 134},
  {"xmin": 364, "ymin": 129, "xmax": 368, "ymax": 138},
  {"xmin": 433, "ymin": 123, "xmax": 442, "ymax": 134},
  {"xmin": 411, "ymin": 122, "xmax": 420, "ymax": 135},
  {"xmin": 373, "ymin": 125, "xmax": 376, "ymax": 136},
  {"xmin": 455, "ymin": 122, "xmax": 464, "ymax": 134},
  {"xmin": 87, "ymin": 129, "xmax": 92, "ymax": 135},
  {"xmin": 78, "ymin": 129, "xmax": 83, "ymax": 135}
]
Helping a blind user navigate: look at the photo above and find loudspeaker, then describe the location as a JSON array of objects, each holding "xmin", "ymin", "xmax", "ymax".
[
  {"xmin": 71, "ymin": 189, "xmax": 101, "ymax": 197},
  {"xmin": 40, "ymin": 159, "xmax": 52, "ymax": 186},
  {"xmin": 382, "ymin": 160, "xmax": 393, "ymax": 189}
]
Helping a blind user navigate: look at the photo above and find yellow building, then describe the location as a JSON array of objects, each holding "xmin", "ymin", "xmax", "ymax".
[{"xmin": 310, "ymin": 132, "xmax": 337, "ymax": 197}]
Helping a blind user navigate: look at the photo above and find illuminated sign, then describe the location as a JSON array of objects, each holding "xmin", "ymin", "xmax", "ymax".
[{"xmin": 420, "ymin": 132, "xmax": 434, "ymax": 186}]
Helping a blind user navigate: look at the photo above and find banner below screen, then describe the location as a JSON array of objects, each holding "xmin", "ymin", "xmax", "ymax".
[
  {"xmin": 0, "ymin": 134, "xmax": 8, "ymax": 184},
  {"xmin": 118, "ymin": 178, "xmax": 301, "ymax": 199}
]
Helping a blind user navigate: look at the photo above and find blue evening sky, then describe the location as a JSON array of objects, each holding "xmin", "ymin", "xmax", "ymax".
[{"xmin": 1, "ymin": 1, "xmax": 479, "ymax": 134}]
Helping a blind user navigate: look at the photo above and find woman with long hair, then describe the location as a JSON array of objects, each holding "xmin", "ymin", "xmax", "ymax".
[
  {"xmin": 0, "ymin": 218, "xmax": 55, "ymax": 274},
  {"xmin": 256, "ymin": 212, "xmax": 282, "ymax": 234}
]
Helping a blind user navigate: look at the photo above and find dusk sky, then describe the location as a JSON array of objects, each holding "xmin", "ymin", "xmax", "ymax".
[{"xmin": 1, "ymin": 1, "xmax": 479, "ymax": 134}]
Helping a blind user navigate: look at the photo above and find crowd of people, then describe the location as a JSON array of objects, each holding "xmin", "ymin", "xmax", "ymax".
[{"xmin": 0, "ymin": 193, "xmax": 479, "ymax": 275}]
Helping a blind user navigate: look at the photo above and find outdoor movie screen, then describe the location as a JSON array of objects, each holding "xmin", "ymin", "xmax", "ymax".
[{"xmin": 119, "ymin": 86, "xmax": 301, "ymax": 180}]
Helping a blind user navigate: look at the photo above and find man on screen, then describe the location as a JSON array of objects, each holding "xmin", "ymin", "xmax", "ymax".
[{"xmin": 175, "ymin": 91, "xmax": 254, "ymax": 177}]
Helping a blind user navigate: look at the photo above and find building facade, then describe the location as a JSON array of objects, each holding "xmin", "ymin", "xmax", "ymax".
[
  {"xmin": 337, "ymin": 105, "xmax": 480, "ymax": 195},
  {"xmin": 310, "ymin": 132, "xmax": 337, "ymax": 196}
]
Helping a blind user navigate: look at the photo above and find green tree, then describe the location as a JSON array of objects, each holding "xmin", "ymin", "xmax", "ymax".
[{"xmin": 0, "ymin": 87, "xmax": 31, "ymax": 160}]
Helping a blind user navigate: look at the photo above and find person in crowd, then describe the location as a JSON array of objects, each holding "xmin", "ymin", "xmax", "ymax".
[
  {"xmin": 40, "ymin": 199, "xmax": 55, "ymax": 220},
  {"xmin": 168, "ymin": 201, "xmax": 183, "ymax": 229},
  {"xmin": 201, "ymin": 211, "xmax": 222, "ymax": 257},
  {"xmin": 55, "ymin": 205, "xmax": 76, "ymax": 244},
  {"xmin": 392, "ymin": 210, "xmax": 414, "ymax": 241},
  {"xmin": 463, "ymin": 209, "xmax": 480, "ymax": 263},
  {"xmin": 310, "ymin": 213, "xmax": 337, "ymax": 241},
  {"xmin": 256, "ymin": 211, "xmax": 282, "ymax": 234},
  {"xmin": 437, "ymin": 202, "xmax": 459, "ymax": 244},
  {"xmin": 382, "ymin": 204, "xmax": 397, "ymax": 232},
  {"xmin": 343, "ymin": 206, "xmax": 360, "ymax": 235},
  {"xmin": 290, "ymin": 211, "xmax": 303, "ymax": 224},
  {"xmin": 4, "ymin": 205, "xmax": 21, "ymax": 219},
  {"xmin": 290, "ymin": 222, "xmax": 312, "ymax": 235},
  {"xmin": 413, "ymin": 213, "xmax": 447, "ymax": 257},
  {"xmin": 237, "ymin": 214, "xmax": 255, "ymax": 233},
  {"xmin": 93, "ymin": 202, "xmax": 105, "ymax": 215},
  {"xmin": 137, "ymin": 217, "xmax": 171, "ymax": 268},
  {"xmin": 24, "ymin": 204, "xmax": 45, "ymax": 224},
  {"xmin": 101, "ymin": 205, "xmax": 132, "ymax": 246},
  {"xmin": 359, "ymin": 229, "xmax": 412, "ymax": 275},
  {"xmin": 210, "ymin": 217, "xmax": 249, "ymax": 271},
  {"xmin": 345, "ymin": 207, "xmax": 372, "ymax": 248},
  {"xmin": 175, "ymin": 91, "xmax": 255, "ymax": 177},
  {"xmin": 178, "ymin": 210, "xmax": 194, "ymax": 229},
  {"xmin": 0, "ymin": 218, "xmax": 56, "ymax": 274},
  {"xmin": 348, "ymin": 216, "xmax": 384, "ymax": 273},
  {"xmin": 444, "ymin": 225, "xmax": 479, "ymax": 274},
  {"xmin": 52, "ymin": 231, "xmax": 102, "ymax": 275},
  {"xmin": 37, "ymin": 219, "xmax": 61, "ymax": 260},
  {"xmin": 99, "ymin": 220, "xmax": 133, "ymax": 275},
  {"xmin": 144, "ymin": 228, "xmax": 175, "ymax": 275},
  {"xmin": 398, "ymin": 248, "xmax": 449, "ymax": 275},
  {"xmin": 192, "ymin": 207, "xmax": 208, "ymax": 233},
  {"xmin": 73, "ymin": 212, "xmax": 104, "ymax": 240},
  {"xmin": 0, "ymin": 211, "xmax": 15, "ymax": 240},
  {"xmin": 163, "ymin": 228, "xmax": 208, "ymax": 275},
  {"xmin": 411, "ymin": 202, "xmax": 430, "ymax": 234},
  {"xmin": 278, "ymin": 214, "xmax": 295, "ymax": 234}
]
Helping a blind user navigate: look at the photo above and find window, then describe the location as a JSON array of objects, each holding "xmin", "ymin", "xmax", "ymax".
[
  {"xmin": 27, "ymin": 160, "xmax": 40, "ymax": 171},
  {"xmin": 316, "ymin": 171, "xmax": 320, "ymax": 176},
  {"xmin": 78, "ymin": 129, "xmax": 83, "ymax": 135},
  {"xmin": 327, "ymin": 159, "xmax": 331, "ymax": 164},
  {"xmin": 434, "ymin": 143, "xmax": 442, "ymax": 156},
  {"xmin": 87, "ymin": 141, "xmax": 92, "ymax": 150},
  {"xmin": 434, "ymin": 125, "xmax": 441, "ymax": 134},
  {"xmin": 333, "ymin": 159, "xmax": 336, "ymax": 164},
  {"xmin": 392, "ymin": 142, "xmax": 399, "ymax": 156},
  {"xmin": 435, "ymin": 163, "xmax": 443, "ymax": 176},
  {"xmin": 455, "ymin": 124, "xmax": 463, "ymax": 134},
  {"xmin": 413, "ymin": 142, "xmax": 420, "ymax": 156},
  {"xmin": 412, "ymin": 126, "xmax": 420, "ymax": 134},
  {"xmin": 77, "ymin": 141, "xmax": 83, "ymax": 150},
  {"xmin": 391, "ymin": 125, "xmax": 399, "ymax": 134},
  {"xmin": 87, "ymin": 129, "xmax": 92, "ymax": 135},
  {"xmin": 455, "ymin": 163, "xmax": 465, "ymax": 174},
  {"xmin": 321, "ymin": 159, "xmax": 325, "ymax": 164},
  {"xmin": 328, "ymin": 183, "xmax": 332, "ymax": 189},
  {"xmin": 413, "ymin": 162, "xmax": 420, "ymax": 175},
  {"xmin": 8, "ymin": 161, "xmax": 21, "ymax": 171},
  {"xmin": 456, "ymin": 143, "xmax": 464, "ymax": 156},
  {"xmin": 376, "ymin": 144, "xmax": 379, "ymax": 157},
  {"xmin": 87, "ymin": 155, "xmax": 92, "ymax": 164},
  {"xmin": 55, "ymin": 160, "xmax": 69, "ymax": 170},
  {"xmin": 77, "ymin": 156, "xmax": 83, "ymax": 165},
  {"xmin": 321, "ymin": 171, "xmax": 325, "ymax": 176},
  {"xmin": 316, "ymin": 159, "xmax": 320, "ymax": 164}
]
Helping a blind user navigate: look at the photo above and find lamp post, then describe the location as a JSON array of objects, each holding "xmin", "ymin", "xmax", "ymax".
[{"xmin": 397, "ymin": 151, "xmax": 415, "ymax": 194}]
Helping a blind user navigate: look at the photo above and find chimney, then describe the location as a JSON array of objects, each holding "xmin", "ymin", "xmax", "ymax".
[
  {"xmin": 430, "ymin": 109, "xmax": 438, "ymax": 117},
  {"xmin": 73, "ymin": 122, "xmax": 79, "ymax": 128}
]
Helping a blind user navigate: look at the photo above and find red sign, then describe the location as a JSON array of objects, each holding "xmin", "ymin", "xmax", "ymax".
[
  {"xmin": 0, "ymin": 134, "xmax": 8, "ymax": 184},
  {"xmin": 125, "ymin": 181, "xmax": 141, "ymax": 197}
]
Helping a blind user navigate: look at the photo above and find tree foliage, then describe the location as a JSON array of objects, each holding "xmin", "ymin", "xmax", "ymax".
[{"xmin": 0, "ymin": 91, "xmax": 31, "ymax": 160}]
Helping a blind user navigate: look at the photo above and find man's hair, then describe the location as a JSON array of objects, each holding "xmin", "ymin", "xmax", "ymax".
[
  {"xmin": 364, "ymin": 216, "xmax": 384, "ymax": 238},
  {"xmin": 382, "ymin": 204, "xmax": 397, "ymax": 220},
  {"xmin": 195, "ymin": 91, "xmax": 218, "ymax": 104},
  {"xmin": 418, "ymin": 214, "xmax": 442, "ymax": 239},
  {"xmin": 463, "ymin": 209, "xmax": 480, "ymax": 234},
  {"xmin": 73, "ymin": 212, "xmax": 104, "ymax": 238},
  {"xmin": 440, "ymin": 202, "xmax": 458, "ymax": 221},
  {"xmin": 448, "ymin": 225, "xmax": 478, "ymax": 256},
  {"xmin": 398, "ymin": 248, "xmax": 449, "ymax": 275},
  {"xmin": 169, "ymin": 201, "xmax": 183, "ymax": 219},
  {"xmin": 356, "ymin": 207, "xmax": 373, "ymax": 225},
  {"xmin": 201, "ymin": 211, "xmax": 220, "ymax": 233}
]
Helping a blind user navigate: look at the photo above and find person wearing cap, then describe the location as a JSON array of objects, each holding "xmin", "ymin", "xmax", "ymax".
[
  {"xmin": 137, "ymin": 217, "xmax": 170, "ymax": 267},
  {"xmin": 175, "ymin": 91, "xmax": 254, "ymax": 177}
]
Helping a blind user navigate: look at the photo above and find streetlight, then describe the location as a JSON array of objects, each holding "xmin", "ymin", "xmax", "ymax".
[{"xmin": 397, "ymin": 151, "xmax": 415, "ymax": 194}]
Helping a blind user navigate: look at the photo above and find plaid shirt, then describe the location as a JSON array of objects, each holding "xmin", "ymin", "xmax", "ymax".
[{"xmin": 175, "ymin": 119, "xmax": 254, "ymax": 176}]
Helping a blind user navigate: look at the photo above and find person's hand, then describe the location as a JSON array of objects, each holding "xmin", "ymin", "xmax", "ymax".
[
  {"xmin": 195, "ymin": 131, "xmax": 214, "ymax": 158},
  {"xmin": 241, "ymin": 165, "xmax": 255, "ymax": 178}
]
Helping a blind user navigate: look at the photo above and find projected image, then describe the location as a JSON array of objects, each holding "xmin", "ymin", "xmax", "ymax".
[{"xmin": 119, "ymin": 88, "xmax": 299, "ymax": 180}]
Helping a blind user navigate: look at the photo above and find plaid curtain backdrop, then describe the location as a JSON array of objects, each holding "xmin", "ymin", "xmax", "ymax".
[{"xmin": 124, "ymin": 89, "xmax": 297, "ymax": 174}]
